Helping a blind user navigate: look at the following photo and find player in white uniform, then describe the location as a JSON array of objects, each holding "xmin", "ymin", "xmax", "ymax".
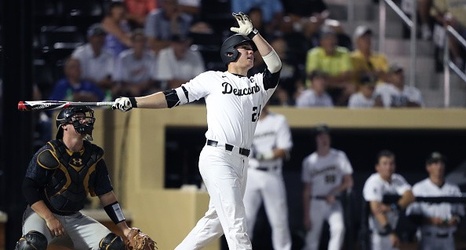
[
  {"xmin": 301, "ymin": 124, "xmax": 354, "ymax": 250},
  {"xmin": 406, "ymin": 152, "xmax": 464, "ymax": 250},
  {"xmin": 362, "ymin": 150, "xmax": 415, "ymax": 250},
  {"xmin": 243, "ymin": 105, "xmax": 293, "ymax": 250},
  {"xmin": 113, "ymin": 12, "xmax": 282, "ymax": 250}
]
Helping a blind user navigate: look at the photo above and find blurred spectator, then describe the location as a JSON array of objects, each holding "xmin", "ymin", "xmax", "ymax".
[
  {"xmin": 113, "ymin": 29, "xmax": 159, "ymax": 96},
  {"xmin": 401, "ymin": 0, "xmax": 434, "ymax": 40},
  {"xmin": 348, "ymin": 74, "xmax": 384, "ymax": 108},
  {"xmin": 247, "ymin": 7, "xmax": 267, "ymax": 37},
  {"xmin": 350, "ymin": 25, "xmax": 389, "ymax": 86},
  {"xmin": 375, "ymin": 64, "xmax": 424, "ymax": 108},
  {"xmin": 32, "ymin": 84, "xmax": 52, "ymax": 150},
  {"xmin": 49, "ymin": 57, "xmax": 105, "ymax": 102},
  {"xmin": 231, "ymin": 0, "xmax": 283, "ymax": 34},
  {"xmin": 177, "ymin": 0, "xmax": 201, "ymax": 17},
  {"xmin": 295, "ymin": 70, "xmax": 334, "ymax": 107},
  {"xmin": 124, "ymin": 0, "xmax": 157, "ymax": 28},
  {"xmin": 102, "ymin": 1, "xmax": 133, "ymax": 57},
  {"xmin": 72, "ymin": 24, "xmax": 115, "ymax": 95},
  {"xmin": 306, "ymin": 25, "xmax": 354, "ymax": 106},
  {"xmin": 144, "ymin": 0, "xmax": 193, "ymax": 54},
  {"xmin": 284, "ymin": 0, "xmax": 328, "ymax": 21},
  {"xmin": 155, "ymin": 34, "xmax": 205, "ymax": 89}
]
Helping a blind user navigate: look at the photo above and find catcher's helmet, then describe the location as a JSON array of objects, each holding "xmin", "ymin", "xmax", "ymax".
[
  {"xmin": 56, "ymin": 106, "xmax": 95, "ymax": 140},
  {"xmin": 220, "ymin": 34, "xmax": 257, "ymax": 65}
]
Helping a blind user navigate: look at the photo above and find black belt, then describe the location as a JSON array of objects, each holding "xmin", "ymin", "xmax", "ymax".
[
  {"xmin": 424, "ymin": 232, "xmax": 451, "ymax": 238},
  {"xmin": 206, "ymin": 139, "xmax": 250, "ymax": 157},
  {"xmin": 256, "ymin": 165, "xmax": 278, "ymax": 172}
]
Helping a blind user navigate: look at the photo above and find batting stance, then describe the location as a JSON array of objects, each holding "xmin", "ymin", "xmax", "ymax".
[
  {"xmin": 301, "ymin": 124, "xmax": 353, "ymax": 250},
  {"xmin": 362, "ymin": 150, "xmax": 415, "ymax": 250},
  {"xmin": 243, "ymin": 105, "xmax": 293, "ymax": 250},
  {"xmin": 16, "ymin": 107, "xmax": 132, "ymax": 250},
  {"xmin": 406, "ymin": 152, "xmax": 464, "ymax": 250},
  {"xmin": 112, "ymin": 12, "xmax": 282, "ymax": 250}
]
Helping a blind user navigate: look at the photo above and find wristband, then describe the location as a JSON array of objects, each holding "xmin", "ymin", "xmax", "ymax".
[
  {"xmin": 247, "ymin": 28, "xmax": 259, "ymax": 39},
  {"xmin": 104, "ymin": 201, "xmax": 126, "ymax": 224},
  {"xmin": 129, "ymin": 97, "xmax": 138, "ymax": 108},
  {"xmin": 379, "ymin": 224, "xmax": 394, "ymax": 236}
]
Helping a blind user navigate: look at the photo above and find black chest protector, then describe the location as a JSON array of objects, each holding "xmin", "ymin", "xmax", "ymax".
[{"xmin": 44, "ymin": 140, "xmax": 103, "ymax": 213}]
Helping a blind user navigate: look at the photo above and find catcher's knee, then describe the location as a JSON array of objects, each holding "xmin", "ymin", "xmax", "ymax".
[
  {"xmin": 99, "ymin": 232, "xmax": 125, "ymax": 250},
  {"xmin": 15, "ymin": 230, "xmax": 48, "ymax": 250}
]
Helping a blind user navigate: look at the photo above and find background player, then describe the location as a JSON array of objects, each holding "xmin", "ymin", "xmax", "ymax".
[
  {"xmin": 243, "ymin": 105, "xmax": 293, "ymax": 250},
  {"xmin": 407, "ymin": 152, "xmax": 464, "ymax": 250},
  {"xmin": 301, "ymin": 124, "xmax": 354, "ymax": 250},
  {"xmin": 112, "ymin": 12, "xmax": 282, "ymax": 250},
  {"xmin": 16, "ymin": 106, "xmax": 132, "ymax": 250},
  {"xmin": 362, "ymin": 150, "xmax": 415, "ymax": 250}
]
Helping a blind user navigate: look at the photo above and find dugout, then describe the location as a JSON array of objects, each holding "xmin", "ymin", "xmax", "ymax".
[{"xmin": 90, "ymin": 106, "xmax": 466, "ymax": 250}]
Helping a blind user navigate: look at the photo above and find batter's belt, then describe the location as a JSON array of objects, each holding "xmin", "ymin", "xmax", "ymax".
[{"xmin": 206, "ymin": 139, "xmax": 250, "ymax": 157}]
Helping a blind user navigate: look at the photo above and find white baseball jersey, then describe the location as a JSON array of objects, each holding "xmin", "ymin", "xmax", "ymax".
[
  {"xmin": 72, "ymin": 44, "xmax": 114, "ymax": 82},
  {"xmin": 301, "ymin": 149, "xmax": 353, "ymax": 196},
  {"xmin": 407, "ymin": 178, "xmax": 464, "ymax": 235},
  {"xmin": 363, "ymin": 173, "xmax": 411, "ymax": 231},
  {"xmin": 113, "ymin": 49, "xmax": 157, "ymax": 84},
  {"xmin": 348, "ymin": 92, "xmax": 377, "ymax": 108},
  {"xmin": 295, "ymin": 89, "xmax": 334, "ymax": 107},
  {"xmin": 375, "ymin": 83, "xmax": 424, "ymax": 107},
  {"xmin": 156, "ymin": 47, "xmax": 205, "ymax": 82}
]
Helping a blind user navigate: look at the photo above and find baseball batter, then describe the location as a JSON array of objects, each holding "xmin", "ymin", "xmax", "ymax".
[
  {"xmin": 301, "ymin": 124, "xmax": 353, "ymax": 250},
  {"xmin": 406, "ymin": 152, "xmax": 464, "ymax": 250},
  {"xmin": 113, "ymin": 12, "xmax": 282, "ymax": 250},
  {"xmin": 243, "ymin": 105, "xmax": 293, "ymax": 250},
  {"xmin": 362, "ymin": 150, "xmax": 415, "ymax": 250},
  {"xmin": 16, "ymin": 107, "xmax": 132, "ymax": 250}
]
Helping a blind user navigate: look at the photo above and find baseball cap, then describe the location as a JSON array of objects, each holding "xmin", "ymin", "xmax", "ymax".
[
  {"xmin": 388, "ymin": 64, "xmax": 404, "ymax": 74},
  {"xmin": 314, "ymin": 124, "xmax": 330, "ymax": 135},
  {"xmin": 360, "ymin": 73, "xmax": 377, "ymax": 86},
  {"xmin": 426, "ymin": 152, "xmax": 446, "ymax": 164},
  {"xmin": 353, "ymin": 25, "xmax": 372, "ymax": 40},
  {"xmin": 87, "ymin": 23, "xmax": 106, "ymax": 37},
  {"xmin": 309, "ymin": 70, "xmax": 329, "ymax": 80},
  {"xmin": 319, "ymin": 25, "xmax": 336, "ymax": 39}
]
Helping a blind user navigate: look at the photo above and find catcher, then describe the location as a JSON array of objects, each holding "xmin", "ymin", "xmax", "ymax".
[{"xmin": 15, "ymin": 106, "xmax": 156, "ymax": 250}]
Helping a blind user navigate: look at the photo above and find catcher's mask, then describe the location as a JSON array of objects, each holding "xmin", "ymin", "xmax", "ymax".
[
  {"xmin": 56, "ymin": 106, "xmax": 95, "ymax": 141},
  {"xmin": 220, "ymin": 34, "xmax": 257, "ymax": 65}
]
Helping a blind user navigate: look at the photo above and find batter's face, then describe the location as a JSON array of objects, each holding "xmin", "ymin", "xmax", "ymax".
[
  {"xmin": 376, "ymin": 156, "xmax": 396, "ymax": 181},
  {"xmin": 235, "ymin": 44, "xmax": 255, "ymax": 69}
]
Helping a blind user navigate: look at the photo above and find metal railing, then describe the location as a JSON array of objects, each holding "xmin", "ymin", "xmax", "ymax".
[
  {"xmin": 443, "ymin": 25, "xmax": 466, "ymax": 107},
  {"xmin": 378, "ymin": 0, "xmax": 417, "ymax": 88}
]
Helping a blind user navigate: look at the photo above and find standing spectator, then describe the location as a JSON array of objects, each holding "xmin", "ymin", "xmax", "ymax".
[
  {"xmin": 243, "ymin": 105, "xmax": 293, "ymax": 250},
  {"xmin": 375, "ymin": 64, "xmax": 424, "ymax": 107},
  {"xmin": 295, "ymin": 70, "xmax": 333, "ymax": 107},
  {"xmin": 301, "ymin": 124, "xmax": 354, "ymax": 250},
  {"xmin": 350, "ymin": 25, "xmax": 389, "ymax": 86},
  {"xmin": 406, "ymin": 152, "xmax": 464, "ymax": 250},
  {"xmin": 102, "ymin": 1, "xmax": 133, "ymax": 58},
  {"xmin": 231, "ymin": 0, "xmax": 283, "ymax": 34},
  {"xmin": 306, "ymin": 25, "xmax": 353, "ymax": 106},
  {"xmin": 49, "ymin": 58, "xmax": 105, "ymax": 102},
  {"xmin": 348, "ymin": 74, "xmax": 383, "ymax": 108},
  {"xmin": 362, "ymin": 150, "xmax": 416, "ymax": 250},
  {"xmin": 114, "ymin": 29, "xmax": 159, "ymax": 96},
  {"xmin": 72, "ymin": 24, "xmax": 115, "ymax": 96},
  {"xmin": 155, "ymin": 34, "xmax": 205, "ymax": 89},
  {"xmin": 144, "ymin": 0, "xmax": 193, "ymax": 54},
  {"xmin": 124, "ymin": 0, "xmax": 157, "ymax": 28}
]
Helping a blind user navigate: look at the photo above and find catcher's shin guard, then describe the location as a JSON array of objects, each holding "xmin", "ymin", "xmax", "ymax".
[
  {"xmin": 15, "ymin": 231, "xmax": 48, "ymax": 250},
  {"xmin": 99, "ymin": 232, "xmax": 125, "ymax": 250}
]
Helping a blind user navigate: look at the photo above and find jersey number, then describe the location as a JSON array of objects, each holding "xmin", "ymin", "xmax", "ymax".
[
  {"xmin": 325, "ymin": 175, "xmax": 336, "ymax": 184},
  {"xmin": 252, "ymin": 105, "xmax": 262, "ymax": 122}
]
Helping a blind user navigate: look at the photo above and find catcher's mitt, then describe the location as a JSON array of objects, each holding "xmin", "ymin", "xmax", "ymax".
[{"xmin": 125, "ymin": 227, "xmax": 157, "ymax": 250}]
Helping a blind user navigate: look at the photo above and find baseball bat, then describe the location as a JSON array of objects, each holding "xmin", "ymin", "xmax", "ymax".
[{"xmin": 18, "ymin": 100, "xmax": 115, "ymax": 111}]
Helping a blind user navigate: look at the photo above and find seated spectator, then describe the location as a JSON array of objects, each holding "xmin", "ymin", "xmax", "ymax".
[
  {"xmin": 124, "ymin": 0, "xmax": 157, "ymax": 28},
  {"xmin": 295, "ymin": 70, "xmax": 333, "ymax": 107},
  {"xmin": 144, "ymin": 0, "xmax": 193, "ymax": 54},
  {"xmin": 49, "ymin": 58, "xmax": 105, "ymax": 102},
  {"xmin": 351, "ymin": 25, "xmax": 389, "ymax": 86},
  {"xmin": 72, "ymin": 24, "xmax": 115, "ymax": 95},
  {"xmin": 102, "ymin": 1, "xmax": 133, "ymax": 58},
  {"xmin": 113, "ymin": 29, "xmax": 159, "ymax": 96},
  {"xmin": 231, "ymin": 0, "xmax": 283, "ymax": 34},
  {"xmin": 306, "ymin": 25, "xmax": 354, "ymax": 106},
  {"xmin": 155, "ymin": 34, "xmax": 205, "ymax": 89},
  {"xmin": 375, "ymin": 64, "xmax": 424, "ymax": 108},
  {"xmin": 348, "ymin": 74, "xmax": 383, "ymax": 108}
]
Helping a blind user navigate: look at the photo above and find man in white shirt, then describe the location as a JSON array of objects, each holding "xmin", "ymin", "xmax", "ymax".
[{"xmin": 295, "ymin": 70, "xmax": 333, "ymax": 108}]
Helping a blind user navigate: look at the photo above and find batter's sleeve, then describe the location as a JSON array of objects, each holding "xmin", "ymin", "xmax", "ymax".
[{"xmin": 174, "ymin": 72, "xmax": 212, "ymax": 104}]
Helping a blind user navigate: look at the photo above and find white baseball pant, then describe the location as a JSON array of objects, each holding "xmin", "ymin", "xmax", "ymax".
[
  {"xmin": 243, "ymin": 168, "xmax": 291, "ymax": 250},
  {"xmin": 420, "ymin": 233, "xmax": 455, "ymax": 250},
  {"xmin": 175, "ymin": 146, "xmax": 252, "ymax": 250},
  {"xmin": 370, "ymin": 233, "xmax": 399, "ymax": 250}
]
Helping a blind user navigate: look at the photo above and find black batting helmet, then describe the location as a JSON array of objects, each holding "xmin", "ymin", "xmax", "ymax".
[
  {"xmin": 220, "ymin": 34, "xmax": 257, "ymax": 65},
  {"xmin": 56, "ymin": 106, "xmax": 95, "ymax": 140}
]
